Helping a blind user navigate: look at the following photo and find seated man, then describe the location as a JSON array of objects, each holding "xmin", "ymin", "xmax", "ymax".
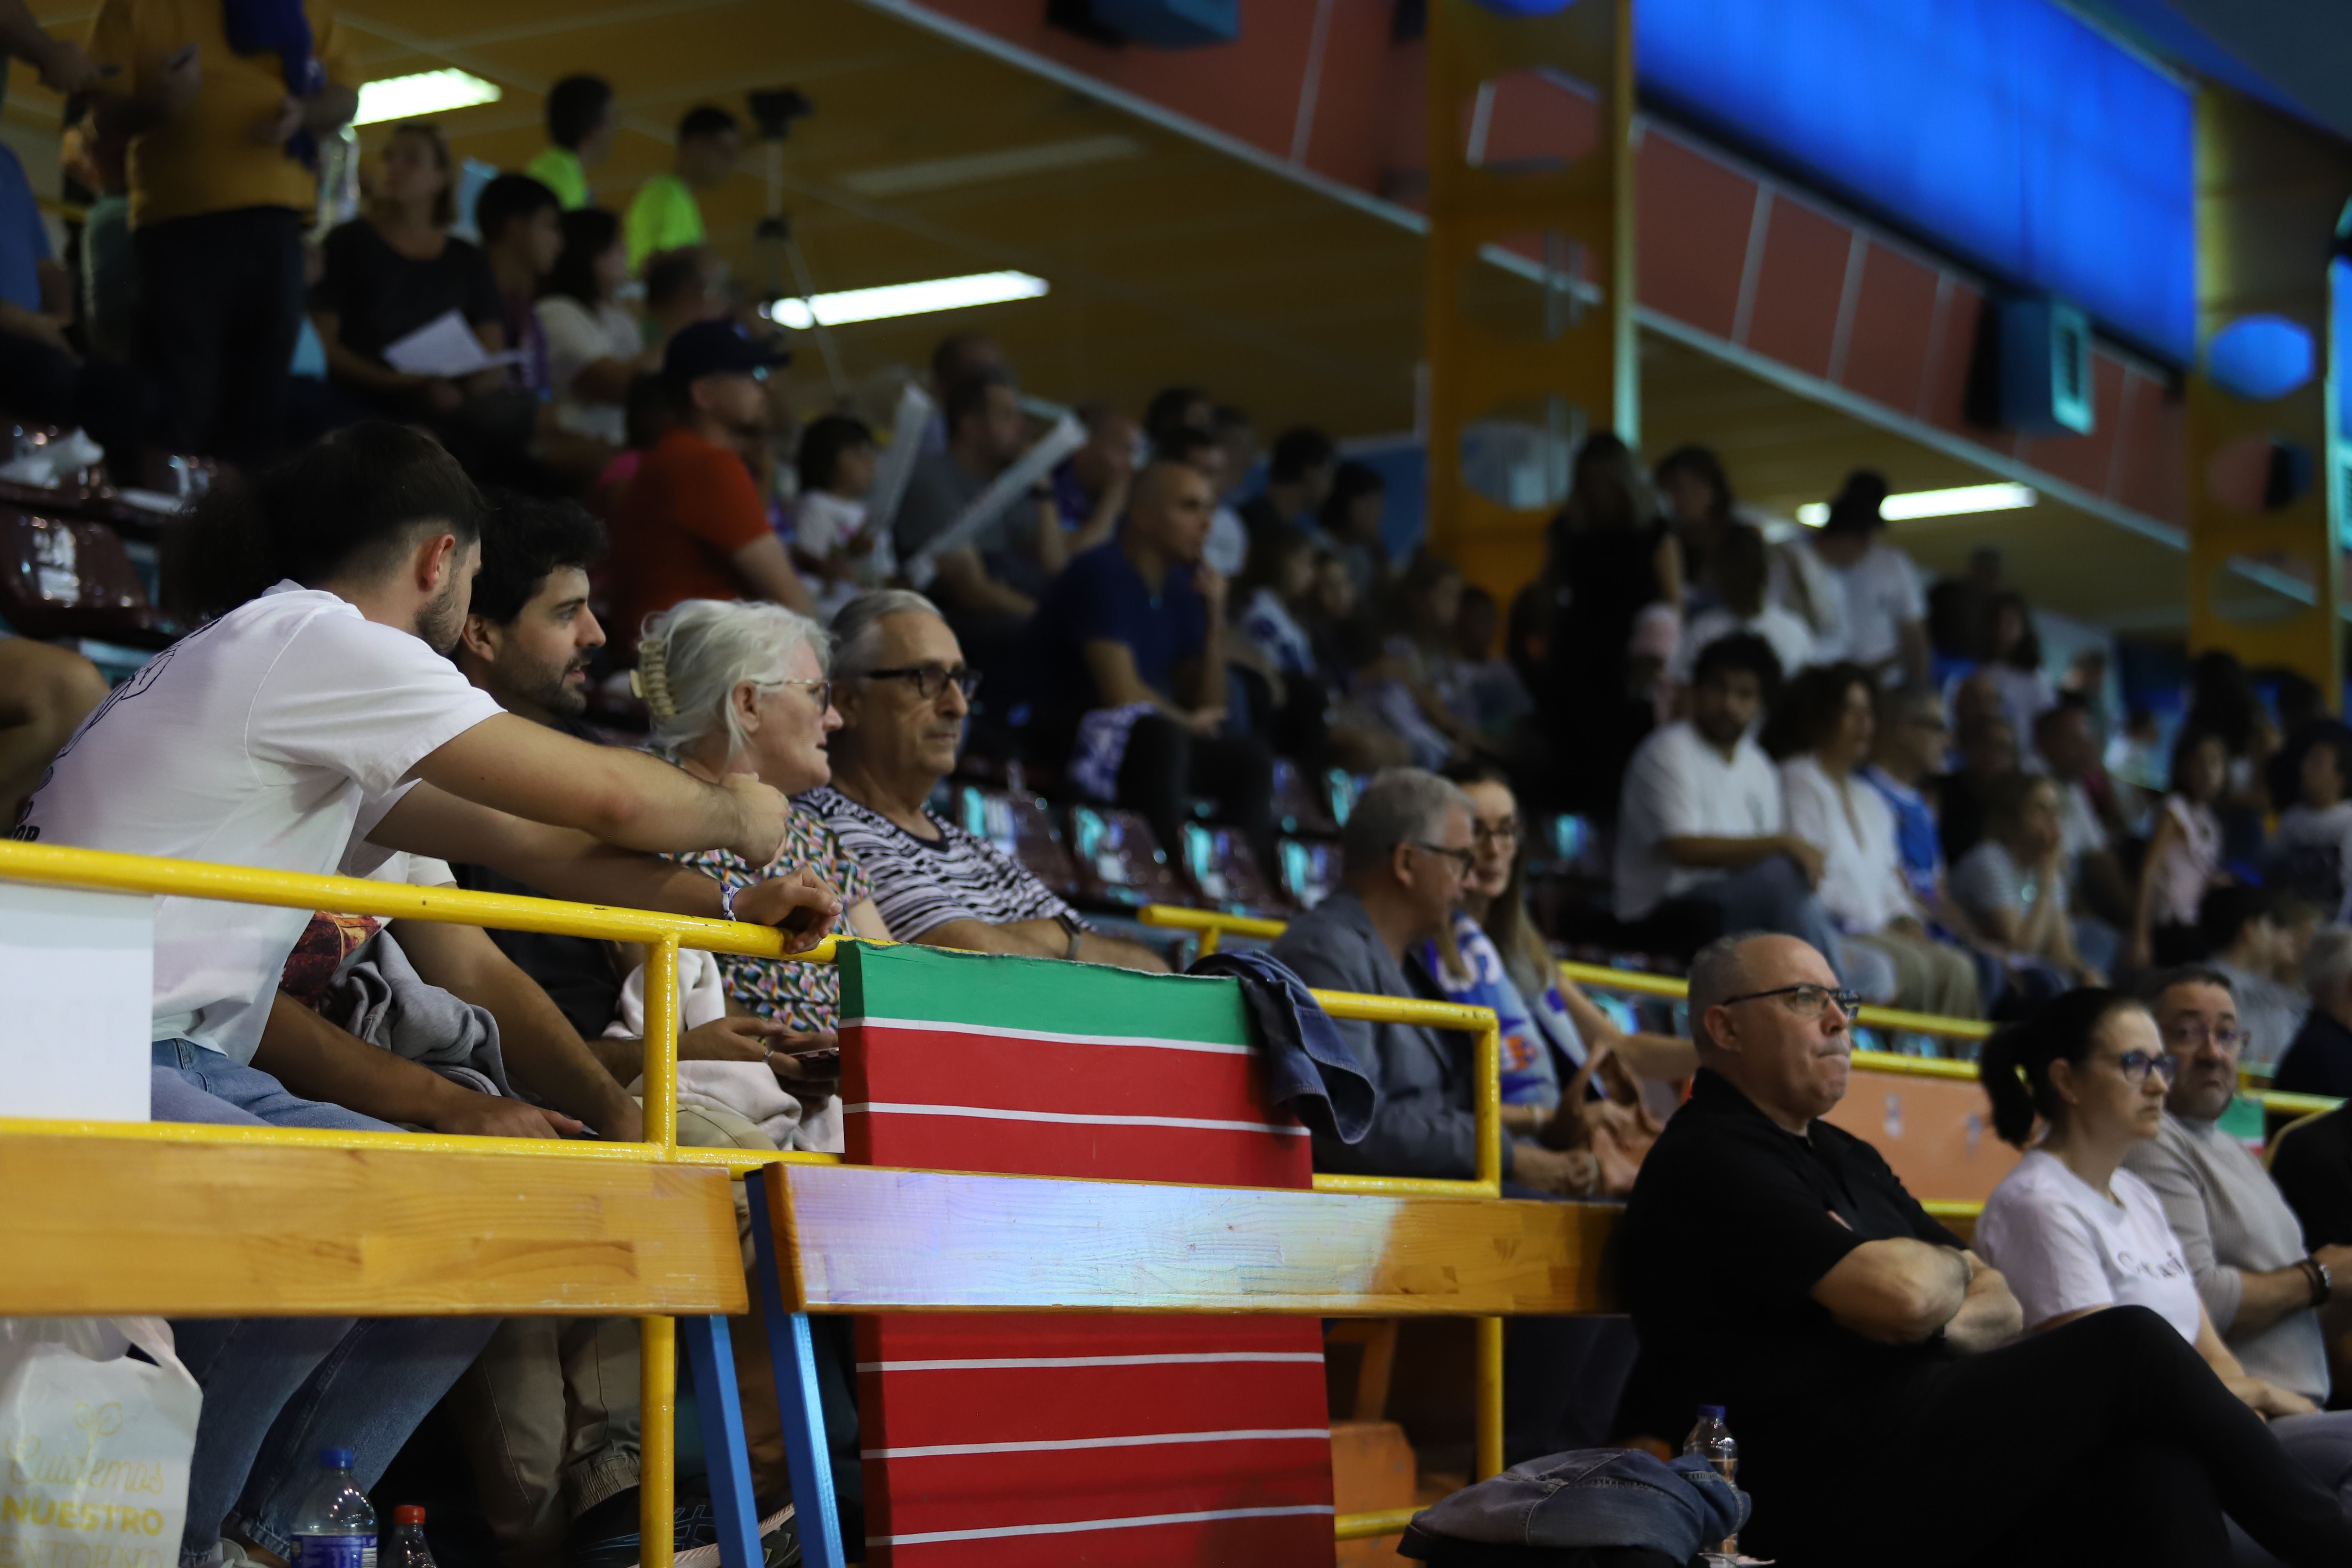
[
  {"xmin": 2198, "ymin": 885, "xmax": 2309, "ymax": 1069},
  {"xmin": 803, "ymin": 588, "xmax": 1166, "ymax": 973},
  {"xmin": 2123, "ymin": 968, "xmax": 2341, "ymax": 1411},
  {"xmin": 893, "ymin": 366, "xmax": 1062, "ymax": 638},
  {"xmin": 2277, "ymin": 927, "xmax": 2352, "ymax": 1100},
  {"xmin": 18, "ymin": 423, "xmax": 836, "ymax": 1568},
  {"xmin": 1612, "ymin": 631, "xmax": 1844, "ymax": 974},
  {"xmin": 1032, "ymin": 457, "xmax": 1278, "ymax": 873},
  {"xmin": 1266, "ymin": 767, "xmax": 1587, "ymax": 1193},
  {"xmin": 1619, "ymin": 932, "xmax": 2352, "ymax": 1566}
]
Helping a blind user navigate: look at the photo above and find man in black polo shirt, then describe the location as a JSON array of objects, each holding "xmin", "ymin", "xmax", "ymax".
[{"xmin": 1619, "ymin": 933, "xmax": 2352, "ymax": 1567}]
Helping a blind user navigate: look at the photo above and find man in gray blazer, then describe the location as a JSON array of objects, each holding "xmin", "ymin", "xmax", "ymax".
[{"xmin": 1270, "ymin": 767, "xmax": 1592, "ymax": 1194}]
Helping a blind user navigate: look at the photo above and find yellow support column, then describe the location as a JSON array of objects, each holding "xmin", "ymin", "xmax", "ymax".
[
  {"xmin": 2187, "ymin": 89, "xmax": 2351, "ymax": 702},
  {"xmin": 1424, "ymin": 0, "xmax": 1636, "ymax": 608}
]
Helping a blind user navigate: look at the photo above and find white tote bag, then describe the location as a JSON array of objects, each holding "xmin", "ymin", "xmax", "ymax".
[{"xmin": 0, "ymin": 1318, "xmax": 201, "ymax": 1568}]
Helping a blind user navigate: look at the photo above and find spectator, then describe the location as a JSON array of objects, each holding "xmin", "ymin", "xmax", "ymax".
[
  {"xmin": 1799, "ymin": 469, "xmax": 1929, "ymax": 689},
  {"xmin": 919, "ymin": 329, "xmax": 1003, "ymax": 449},
  {"xmin": 86, "ymin": 0, "xmax": 358, "ymax": 462},
  {"xmin": 1972, "ymin": 590, "xmax": 2056, "ymax": 742},
  {"xmin": 1034, "ymin": 459, "xmax": 1277, "ymax": 871},
  {"xmin": 805, "ymin": 590, "xmax": 1167, "ymax": 971},
  {"xmin": 626, "ymin": 104, "xmax": 738, "ymax": 270},
  {"xmin": 1613, "ymin": 632, "xmax": 1846, "ymax": 972},
  {"xmin": 1053, "ymin": 400, "xmax": 1137, "ymax": 553},
  {"xmin": 1951, "ymin": 772, "xmax": 2103, "ymax": 992},
  {"xmin": 2272, "ymin": 722, "xmax": 2352, "ymax": 920},
  {"xmin": 1211, "ymin": 403, "xmax": 1256, "ymax": 502},
  {"xmin": 538, "ymin": 207, "xmax": 648, "ymax": 446},
  {"xmin": 35, "ymin": 424, "xmax": 837, "ymax": 1568},
  {"xmin": 1, "ymin": 0, "xmax": 103, "ymax": 92},
  {"xmin": 526, "ymin": 74, "xmax": 615, "ymax": 210},
  {"xmin": 475, "ymin": 173, "xmax": 563, "ymax": 398},
  {"xmin": 1862, "ymin": 684, "xmax": 1952, "ymax": 911},
  {"xmin": 1365, "ymin": 551, "xmax": 1475, "ymax": 769},
  {"xmin": 642, "ymin": 245, "xmax": 728, "ymax": 359},
  {"xmin": 1927, "ymin": 544, "xmax": 2004, "ymax": 663},
  {"xmin": 1267, "ymin": 768, "xmax": 1591, "ymax": 1192},
  {"xmin": 790, "ymin": 414, "xmax": 890, "ymax": 619},
  {"xmin": 1539, "ymin": 432, "xmax": 1678, "ymax": 814},
  {"xmin": 1773, "ymin": 663, "xmax": 1980, "ymax": 1017},
  {"xmin": 1617, "ymin": 931, "xmax": 2352, "ymax": 1567},
  {"xmin": 1231, "ymin": 522, "xmax": 1399, "ymax": 773},
  {"xmin": 0, "ymin": 642, "xmax": 109, "ymax": 818},
  {"xmin": 1972, "ymin": 988, "xmax": 2352, "ymax": 1538},
  {"xmin": 2132, "ymin": 725, "xmax": 2229, "ymax": 972},
  {"xmin": 893, "ymin": 367, "xmax": 1060, "ymax": 639},
  {"xmin": 2274, "ymin": 928, "xmax": 2352, "ymax": 1101},
  {"xmin": 1666, "ymin": 520, "xmax": 1817, "ymax": 693},
  {"xmin": 1450, "ymin": 583, "xmax": 1531, "ymax": 740},
  {"xmin": 637, "ymin": 600, "xmax": 893, "ymax": 1016},
  {"xmin": 2033, "ymin": 695, "xmax": 2134, "ymax": 930},
  {"xmin": 311, "ymin": 122, "xmax": 508, "ymax": 421},
  {"xmin": 1238, "ymin": 424, "xmax": 1335, "ymax": 537},
  {"xmin": 2124, "ymin": 969, "xmax": 2343, "ymax": 1410},
  {"xmin": 2199, "ymin": 885, "xmax": 2308, "ymax": 1069},
  {"xmin": 607, "ymin": 319, "xmax": 813, "ymax": 650},
  {"xmin": 60, "ymin": 92, "xmax": 133, "ymax": 362},
  {"xmin": 1653, "ymin": 443, "xmax": 1733, "ymax": 608},
  {"xmin": 2189, "ymin": 648, "xmax": 2284, "ymax": 868},
  {"xmin": 1937, "ymin": 705, "xmax": 2018, "ymax": 866},
  {"xmin": 1153, "ymin": 418, "xmax": 1249, "ymax": 577},
  {"xmin": 1311, "ymin": 458, "xmax": 1392, "ymax": 605}
]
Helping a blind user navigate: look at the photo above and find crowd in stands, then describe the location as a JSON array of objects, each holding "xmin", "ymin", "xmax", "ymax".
[{"xmin": 20, "ymin": 15, "xmax": 2352, "ymax": 1564}]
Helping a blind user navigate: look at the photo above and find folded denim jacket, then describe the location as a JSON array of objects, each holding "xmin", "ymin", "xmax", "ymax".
[{"xmin": 1399, "ymin": 1447, "xmax": 1750, "ymax": 1565}]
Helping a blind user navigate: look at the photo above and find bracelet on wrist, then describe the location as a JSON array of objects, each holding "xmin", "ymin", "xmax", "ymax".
[
  {"xmin": 719, "ymin": 881, "xmax": 741, "ymax": 922},
  {"xmin": 2304, "ymin": 1255, "xmax": 2334, "ymax": 1308}
]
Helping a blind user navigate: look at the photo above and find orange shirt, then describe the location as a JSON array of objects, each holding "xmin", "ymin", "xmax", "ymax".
[{"xmin": 608, "ymin": 427, "xmax": 772, "ymax": 653}]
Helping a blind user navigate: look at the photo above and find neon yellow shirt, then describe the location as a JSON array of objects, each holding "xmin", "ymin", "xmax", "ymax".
[
  {"xmin": 524, "ymin": 146, "xmax": 590, "ymax": 210},
  {"xmin": 625, "ymin": 173, "xmax": 704, "ymax": 270}
]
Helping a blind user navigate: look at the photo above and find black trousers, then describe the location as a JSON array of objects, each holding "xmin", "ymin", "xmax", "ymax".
[
  {"xmin": 1763, "ymin": 1306, "xmax": 2352, "ymax": 1568},
  {"xmin": 1115, "ymin": 712, "xmax": 1277, "ymax": 874},
  {"xmin": 133, "ymin": 205, "xmax": 305, "ymax": 465},
  {"xmin": 0, "ymin": 327, "xmax": 165, "ymax": 464}
]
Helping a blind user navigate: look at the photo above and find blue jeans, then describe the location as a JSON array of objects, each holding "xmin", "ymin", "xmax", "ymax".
[
  {"xmin": 151, "ymin": 1041, "xmax": 498, "ymax": 1565},
  {"xmin": 1683, "ymin": 854, "xmax": 1850, "ymax": 984}
]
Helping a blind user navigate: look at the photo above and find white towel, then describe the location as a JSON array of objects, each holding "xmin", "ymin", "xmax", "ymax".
[{"xmin": 606, "ymin": 949, "xmax": 844, "ymax": 1153}]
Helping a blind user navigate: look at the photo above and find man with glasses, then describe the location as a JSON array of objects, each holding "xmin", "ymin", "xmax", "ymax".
[
  {"xmin": 2122, "ymin": 968, "xmax": 2352, "ymax": 1410},
  {"xmin": 606, "ymin": 318, "xmax": 815, "ymax": 652},
  {"xmin": 1268, "ymin": 767, "xmax": 1593, "ymax": 1194},
  {"xmin": 804, "ymin": 589, "xmax": 1168, "ymax": 971}
]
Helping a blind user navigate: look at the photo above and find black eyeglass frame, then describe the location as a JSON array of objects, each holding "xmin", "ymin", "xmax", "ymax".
[
  {"xmin": 1717, "ymin": 983, "xmax": 1864, "ymax": 1018},
  {"xmin": 860, "ymin": 663, "xmax": 984, "ymax": 702}
]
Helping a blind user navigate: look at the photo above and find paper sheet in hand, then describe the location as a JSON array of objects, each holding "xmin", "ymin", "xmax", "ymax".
[
  {"xmin": 381, "ymin": 309, "xmax": 521, "ymax": 378},
  {"xmin": 0, "ymin": 883, "xmax": 153, "ymax": 1120}
]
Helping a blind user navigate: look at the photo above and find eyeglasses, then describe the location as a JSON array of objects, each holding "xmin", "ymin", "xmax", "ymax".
[
  {"xmin": 1472, "ymin": 818, "xmax": 1520, "ymax": 847},
  {"xmin": 1718, "ymin": 984, "xmax": 1863, "ymax": 1022},
  {"xmin": 1412, "ymin": 841, "xmax": 1477, "ymax": 876},
  {"xmin": 775, "ymin": 678, "xmax": 832, "ymax": 710},
  {"xmin": 2161, "ymin": 1021, "xmax": 2248, "ymax": 1053},
  {"xmin": 863, "ymin": 663, "xmax": 983, "ymax": 703},
  {"xmin": 2110, "ymin": 1050, "xmax": 2180, "ymax": 1086}
]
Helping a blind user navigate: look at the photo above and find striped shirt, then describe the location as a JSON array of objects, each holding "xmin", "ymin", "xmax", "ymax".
[{"xmin": 799, "ymin": 784, "xmax": 1082, "ymax": 943}]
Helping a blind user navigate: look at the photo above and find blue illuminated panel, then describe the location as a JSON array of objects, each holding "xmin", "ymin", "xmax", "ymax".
[{"xmin": 1638, "ymin": 0, "xmax": 2195, "ymax": 362}]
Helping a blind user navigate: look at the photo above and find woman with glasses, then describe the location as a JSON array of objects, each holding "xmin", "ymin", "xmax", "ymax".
[
  {"xmin": 635, "ymin": 599, "xmax": 891, "ymax": 1043},
  {"xmin": 1975, "ymin": 988, "xmax": 2352, "ymax": 1551}
]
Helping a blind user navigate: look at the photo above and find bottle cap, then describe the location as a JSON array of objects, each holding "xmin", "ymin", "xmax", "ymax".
[
  {"xmin": 320, "ymin": 1448, "xmax": 355, "ymax": 1469},
  {"xmin": 394, "ymin": 1507, "xmax": 425, "ymax": 1525},
  {"xmin": 1697, "ymin": 1405, "xmax": 1724, "ymax": 1421}
]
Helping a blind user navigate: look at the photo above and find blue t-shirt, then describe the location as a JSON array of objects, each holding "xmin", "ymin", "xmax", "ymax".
[
  {"xmin": 1039, "ymin": 539, "xmax": 1207, "ymax": 710},
  {"xmin": 1420, "ymin": 911, "xmax": 1570, "ymax": 1109},
  {"xmin": 0, "ymin": 144, "xmax": 52, "ymax": 314},
  {"xmin": 1864, "ymin": 764, "xmax": 1942, "ymax": 903}
]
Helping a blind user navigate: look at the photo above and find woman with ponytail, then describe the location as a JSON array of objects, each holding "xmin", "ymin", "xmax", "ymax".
[{"xmin": 1975, "ymin": 989, "xmax": 2352, "ymax": 1556}]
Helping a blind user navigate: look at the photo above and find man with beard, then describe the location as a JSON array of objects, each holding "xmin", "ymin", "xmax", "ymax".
[{"xmin": 11, "ymin": 423, "xmax": 840, "ymax": 1568}]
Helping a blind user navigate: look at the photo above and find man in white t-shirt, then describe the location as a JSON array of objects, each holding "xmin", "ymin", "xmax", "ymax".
[
  {"xmin": 1801, "ymin": 472, "xmax": 1928, "ymax": 690},
  {"xmin": 12, "ymin": 423, "xmax": 839, "ymax": 1568},
  {"xmin": 1614, "ymin": 632, "xmax": 1847, "ymax": 977}
]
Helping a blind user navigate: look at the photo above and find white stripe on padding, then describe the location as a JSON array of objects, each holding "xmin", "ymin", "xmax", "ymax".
[
  {"xmin": 842, "ymin": 1015, "xmax": 1254, "ymax": 1057},
  {"xmin": 862, "ymin": 1427, "xmax": 1331, "ymax": 1460},
  {"xmin": 868, "ymin": 1503, "xmax": 1335, "ymax": 1546},
  {"xmin": 858, "ymin": 1353, "xmax": 1325, "ymax": 1373},
  {"xmin": 842, "ymin": 1102, "xmax": 1309, "ymax": 1136}
]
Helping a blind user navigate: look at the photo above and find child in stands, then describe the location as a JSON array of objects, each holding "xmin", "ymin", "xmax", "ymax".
[{"xmin": 2132, "ymin": 724, "xmax": 2230, "ymax": 971}]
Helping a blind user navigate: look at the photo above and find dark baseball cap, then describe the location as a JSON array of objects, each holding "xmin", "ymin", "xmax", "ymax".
[{"xmin": 663, "ymin": 320, "xmax": 791, "ymax": 385}]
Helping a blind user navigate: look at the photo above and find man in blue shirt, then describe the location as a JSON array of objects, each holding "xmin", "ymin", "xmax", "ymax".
[{"xmin": 1037, "ymin": 457, "xmax": 1277, "ymax": 871}]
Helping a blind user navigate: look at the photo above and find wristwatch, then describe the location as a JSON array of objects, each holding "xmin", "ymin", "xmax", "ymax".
[
  {"xmin": 2303, "ymin": 1254, "xmax": 2333, "ymax": 1308},
  {"xmin": 1055, "ymin": 912, "xmax": 1084, "ymax": 960}
]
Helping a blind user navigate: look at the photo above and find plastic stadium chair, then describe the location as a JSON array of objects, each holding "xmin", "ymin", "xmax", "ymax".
[
  {"xmin": 1271, "ymin": 758, "xmax": 1340, "ymax": 836},
  {"xmin": 1278, "ymin": 837, "xmax": 1341, "ymax": 911},
  {"xmin": 957, "ymin": 783, "xmax": 1083, "ymax": 899},
  {"xmin": 0, "ymin": 509, "xmax": 173, "ymax": 644},
  {"xmin": 1177, "ymin": 822, "xmax": 1289, "ymax": 916},
  {"xmin": 1067, "ymin": 804, "xmax": 1189, "ymax": 909}
]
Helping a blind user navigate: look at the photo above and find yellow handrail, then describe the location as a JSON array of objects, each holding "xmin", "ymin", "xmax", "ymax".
[{"xmin": 0, "ymin": 842, "xmax": 1514, "ymax": 1539}]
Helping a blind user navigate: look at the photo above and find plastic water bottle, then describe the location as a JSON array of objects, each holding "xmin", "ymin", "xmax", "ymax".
[
  {"xmin": 288, "ymin": 1449, "xmax": 377, "ymax": 1568},
  {"xmin": 380, "ymin": 1507, "xmax": 433, "ymax": 1568},
  {"xmin": 1682, "ymin": 1405, "xmax": 1739, "ymax": 1557}
]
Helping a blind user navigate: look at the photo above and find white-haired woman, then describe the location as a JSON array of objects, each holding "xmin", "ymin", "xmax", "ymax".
[{"xmin": 624, "ymin": 599, "xmax": 891, "ymax": 1149}]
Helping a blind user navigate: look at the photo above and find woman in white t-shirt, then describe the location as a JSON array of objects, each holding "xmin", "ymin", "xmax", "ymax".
[
  {"xmin": 1668, "ymin": 519, "xmax": 1819, "ymax": 694},
  {"xmin": 535, "ymin": 207, "xmax": 648, "ymax": 445},
  {"xmin": 1975, "ymin": 988, "xmax": 2352, "ymax": 1541}
]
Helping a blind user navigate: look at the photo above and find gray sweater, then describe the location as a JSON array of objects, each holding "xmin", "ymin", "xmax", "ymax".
[{"xmin": 2121, "ymin": 1111, "xmax": 2328, "ymax": 1400}]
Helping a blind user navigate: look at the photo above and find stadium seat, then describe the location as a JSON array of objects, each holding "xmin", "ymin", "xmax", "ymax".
[
  {"xmin": 1278, "ymin": 835, "xmax": 1341, "ymax": 910},
  {"xmin": 1272, "ymin": 758, "xmax": 1340, "ymax": 836},
  {"xmin": 955, "ymin": 782, "xmax": 1083, "ymax": 899},
  {"xmin": 0, "ymin": 508, "xmax": 173, "ymax": 645},
  {"xmin": 1067, "ymin": 803, "xmax": 1190, "ymax": 908},
  {"xmin": 1178, "ymin": 821, "xmax": 1290, "ymax": 916}
]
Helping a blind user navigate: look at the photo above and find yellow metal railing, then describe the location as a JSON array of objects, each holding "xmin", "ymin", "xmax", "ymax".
[
  {"xmin": 0, "ymin": 843, "xmax": 1513, "ymax": 1547},
  {"xmin": 1144, "ymin": 905, "xmax": 2344, "ymax": 1121}
]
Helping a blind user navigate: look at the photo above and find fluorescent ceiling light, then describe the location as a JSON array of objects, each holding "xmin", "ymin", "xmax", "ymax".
[
  {"xmin": 1795, "ymin": 482, "xmax": 2036, "ymax": 526},
  {"xmin": 355, "ymin": 69, "xmax": 502, "ymax": 127},
  {"xmin": 841, "ymin": 135, "xmax": 1144, "ymax": 198},
  {"xmin": 767, "ymin": 271, "xmax": 1049, "ymax": 329}
]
